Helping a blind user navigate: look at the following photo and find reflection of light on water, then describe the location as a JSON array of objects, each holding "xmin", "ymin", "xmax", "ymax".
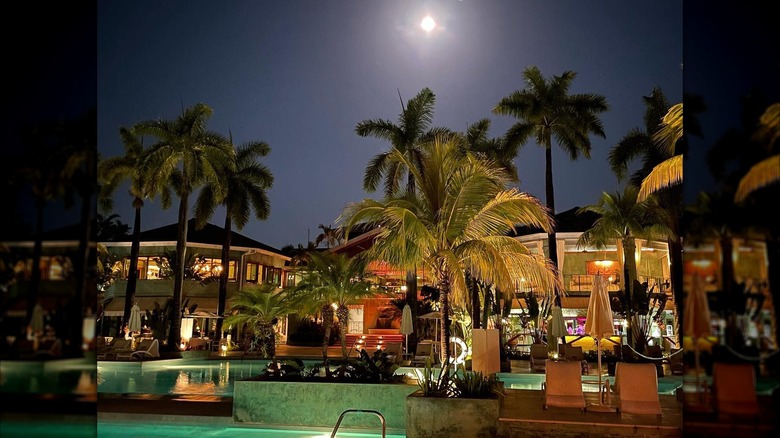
[
  {"xmin": 173, "ymin": 370, "xmax": 218, "ymax": 395},
  {"xmin": 219, "ymin": 362, "xmax": 230, "ymax": 386}
]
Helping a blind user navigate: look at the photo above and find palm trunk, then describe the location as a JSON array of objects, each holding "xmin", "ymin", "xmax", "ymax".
[
  {"xmin": 544, "ymin": 146, "xmax": 561, "ymax": 306},
  {"xmin": 123, "ymin": 200, "xmax": 143, "ymax": 326},
  {"xmin": 337, "ymin": 305, "xmax": 349, "ymax": 358},
  {"xmin": 167, "ymin": 194, "xmax": 189, "ymax": 350},
  {"xmin": 215, "ymin": 216, "xmax": 232, "ymax": 341},
  {"xmin": 28, "ymin": 199, "xmax": 44, "ymax": 327},
  {"xmin": 439, "ymin": 267, "xmax": 452, "ymax": 366},
  {"xmin": 68, "ymin": 180, "xmax": 93, "ymax": 357},
  {"xmin": 321, "ymin": 305, "xmax": 334, "ymax": 374},
  {"xmin": 667, "ymin": 236, "xmax": 684, "ymax": 342},
  {"xmin": 405, "ymin": 267, "xmax": 418, "ymax": 347},
  {"xmin": 470, "ymin": 274, "xmax": 481, "ymax": 329},
  {"xmin": 623, "ymin": 237, "xmax": 639, "ymax": 348}
]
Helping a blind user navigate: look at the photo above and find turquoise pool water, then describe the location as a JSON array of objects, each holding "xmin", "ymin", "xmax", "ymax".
[
  {"xmin": 1, "ymin": 358, "xmax": 97, "ymax": 396},
  {"xmin": 0, "ymin": 418, "xmax": 405, "ymax": 438},
  {"xmin": 97, "ymin": 358, "xmax": 687, "ymax": 396}
]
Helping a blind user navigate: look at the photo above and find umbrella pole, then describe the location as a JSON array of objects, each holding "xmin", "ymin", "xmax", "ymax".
[{"xmin": 587, "ymin": 337, "xmax": 616, "ymax": 412}]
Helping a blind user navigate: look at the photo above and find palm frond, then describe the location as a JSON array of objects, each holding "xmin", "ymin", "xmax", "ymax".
[
  {"xmin": 734, "ymin": 155, "xmax": 780, "ymax": 203},
  {"xmin": 637, "ymin": 155, "xmax": 682, "ymax": 201}
]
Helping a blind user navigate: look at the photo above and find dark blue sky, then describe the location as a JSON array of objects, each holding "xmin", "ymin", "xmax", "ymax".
[{"xmin": 97, "ymin": 1, "xmax": 682, "ymax": 249}]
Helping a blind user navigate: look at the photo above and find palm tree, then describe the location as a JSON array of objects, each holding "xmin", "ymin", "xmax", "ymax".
[
  {"xmin": 459, "ymin": 118, "xmax": 521, "ymax": 183},
  {"xmin": 576, "ymin": 186, "xmax": 672, "ymax": 348},
  {"xmin": 493, "ymin": 66, "xmax": 608, "ymax": 303},
  {"xmin": 609, "ymin": 88, "xmax": 685, "ymax": 337},
  {"xmin": 356, "ymin": 87, "xmax": 453, "ymax": 341},
  {"xmin": 339, "ymin": 137, "xmax": 561, "ymax": 366},
  {"xmin": 223, "ymin": 284, "xmax": 292, "ymax": 358},
  {"xmin": 194, "ymin": 138, "xmax": 273, "ymax": 342},
  {"xmin": 734, "ymin": 102, "xmax": 780, "ymax": 202},
  {"xmin": 290, "ymin": 251, "xmax": 378, "ymax": 362},
  {"xmin": 314, "ymin": 224, "xmax": 343, "ymax": 248},
  {"xmin": 133, "ymin": 103, "xmax": 235, "ymax": 350},
  {"xmin": 98, "ymin": 126, "xmax": 172, "ymax": 327}
]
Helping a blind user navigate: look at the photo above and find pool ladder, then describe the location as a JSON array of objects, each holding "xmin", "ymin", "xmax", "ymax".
[{"xmin": 330, "ymin": 409, "xmax": 386, "ymax": 437}]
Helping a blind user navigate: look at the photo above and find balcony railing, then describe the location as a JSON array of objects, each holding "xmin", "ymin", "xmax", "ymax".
[{"xmin": 514, "ymin": 274, "xmax": 672, "ymax": 295}]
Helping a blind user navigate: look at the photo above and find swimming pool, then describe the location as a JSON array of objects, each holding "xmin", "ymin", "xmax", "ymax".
[
  {"xmin": 97, "ymin": 358, "xmax": 686, "ymax": 396},
  {"xmin": 1, "ymin": 358, "xmax": 97, "ymax": 396},
  {"xmin": 1, "ymin": 417, "xmax": 406, "ymax": 438}
]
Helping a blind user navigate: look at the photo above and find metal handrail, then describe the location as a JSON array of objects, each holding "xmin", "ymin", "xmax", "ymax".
[{"xmin": 331, "ymin": 409, "xmax": 386, "ymax": 438}]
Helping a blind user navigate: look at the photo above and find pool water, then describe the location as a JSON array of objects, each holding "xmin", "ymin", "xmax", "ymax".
[
  {"xmin": 97, "ymin": 358, "xmax": 686, "ymax": 396},
  {"xmin": 1, "ymin": 358, "xmax": 97, "ymax": 396},
  {"xmin": 0, "ymin": 418, "xmax": 405, "ymax": 438}
]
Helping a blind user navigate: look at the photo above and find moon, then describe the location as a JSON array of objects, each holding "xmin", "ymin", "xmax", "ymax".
[{"xmin": 421, "ymin": 16, "xmax": 436, "ymax": 32}]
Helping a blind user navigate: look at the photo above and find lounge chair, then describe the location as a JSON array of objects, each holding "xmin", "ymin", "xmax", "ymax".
[
  {"xmin": 33, "ymin": 339, "xmax": 62, "ymax": 359},
  {"xmin": 668, "ymin": 348, "xmax": 684, "ymax": 375},
  {"xmin": 411, "ymin": 342, "xmax": 434, "ymax": 366},
  {"xmin": 712, "ymin": 362, "xmax": 760, "ymax": 421},
  {"xmin": 530, "ymin": 344, "xmax": 548, "ymax": 373},
  {"xmin": 606, "ymin": 362, "xmax": 662, "ymax": 417},
  {"xmin": 131, "ymin": 339, "xmax": 160, "ymax": 360},
  {"xmin": 97, "ymin": 338, "xmax": 133, "ymax": 360},
  {"xmin": 383, "ymin": 342, "xmax": 403, "ymax": 364},
  {"xmin": 564, "ymin": 344, "xmax": 589, "ymax": 375},
  {"xmin": 542, "ymin": 360, "xmax": 586, "ymax": 411}
]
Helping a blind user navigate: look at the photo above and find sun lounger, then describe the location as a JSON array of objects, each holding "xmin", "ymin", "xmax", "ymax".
[
  {"xmin": 712, "ymin": 362, "xmax": 760, "ymax": 421},
  {"xmin": 564, "ymin": 344, "xmax": 589, "ymax": 375},
  {"xmin": 530, "ymin": 344, "xmax": 548, "ymax": 373},
  {"xmin": 542, "ymin": 360, "xmax": 586, "ymax": 411},
  {"xmin": 383, "ymin": 341, "xmax": 403, "ymax": 364},
  {"xmin": 33, "ymin": 339, "xmax": 62, "ymax": 359},
  {"xmin": 411, "ymin": 342, "xmax": 434, "ymax": 366},
  {"xmin": 99, "ymin": 338, "xmax": 133, "ymax": 360},
  {"xmin": 130, "ymin": 339, "xmax": 160, "ymax": 360},
  {"xmin": 607, "ymin": 362, "xmax": 662, "ymax": 417}
]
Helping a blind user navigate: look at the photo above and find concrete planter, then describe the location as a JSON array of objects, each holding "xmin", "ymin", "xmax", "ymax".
[
  {"xmin": 233, "ymin": 379, "xmax": 418, "ymax": 430},
  {"xmin": 405, "ymin": 390, "xmax": 500, "ymax": 438}
]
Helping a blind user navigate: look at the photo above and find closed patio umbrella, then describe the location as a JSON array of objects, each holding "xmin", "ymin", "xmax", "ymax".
[
  {"xmin": 128, "ymin": 303, "xmax": 142, "ymax": 333},
  {"xmin": 548, "ymin": 305, "xmax": 567, "ymax": 353},
  {"xmin": 401, "ymin": 304, "xmax": 413, "ymax": 354},
  {"xmin": 30, "ymin": 303, "xmax": 45, "ymax": 334},
  {"xmin": 583, "ymin": 275, "xmax": 616, "ymax": 412},
  {"xmin": 684, "ymin": 274, "xmax": 711, "ymax": 404}
]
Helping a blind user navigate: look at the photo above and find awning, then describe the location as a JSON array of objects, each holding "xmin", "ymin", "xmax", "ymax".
[{"xmin": 102, "ymin": 297, "xmax": 220, "ymax": 317}]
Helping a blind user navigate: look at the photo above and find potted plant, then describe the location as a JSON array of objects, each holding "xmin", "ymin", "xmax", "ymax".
[{"xmin": 405, "ymin": 359, "xmax": 503, "ymax": 438}]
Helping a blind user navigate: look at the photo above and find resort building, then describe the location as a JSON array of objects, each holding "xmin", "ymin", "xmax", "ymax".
[{"xmin": 100, "ymin": 219, "xmax": 291, "ymax": 340}]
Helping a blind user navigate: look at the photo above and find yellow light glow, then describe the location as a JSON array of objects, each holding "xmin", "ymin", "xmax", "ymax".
[{"xmin": 421, "ymin": 16, "xmax": 436, "ymax": 32}]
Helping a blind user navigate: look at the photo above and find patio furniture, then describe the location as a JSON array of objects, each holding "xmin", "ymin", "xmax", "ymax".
[
  {"xmin": 564, "ymin": 344, "xmax": 589, "ymax": 375},
  {"xmin": 668, "ymin": 348, "xmax": 684, "ymax": 375},
  {"xmin": 100, "ymin": 338, "xmax": 133, "ymax": 360},
  {"xmin": 411, "ymin": 342, "xmax": 434, "ymax": 366},
  {"xmin": 606, "ymin": 362, "xmax": 662, "ymax": 417},
  {"xmin": 542, "ymin": 360, "xmax": 586, "ymax": 411},
  {"xmin": 33, "ymin": 339, "xmax": 62, "ymax": 359},
  {"xmin": 383, "ymin": 342, "xmax": 403, "ymax": 364},
  {"xmin": 530, "ymin": 344, "xmax": 548, "ymax": 373},
  {"xmin": 712, "ymin": 362, "xmax": 760, "ymax": 421}
]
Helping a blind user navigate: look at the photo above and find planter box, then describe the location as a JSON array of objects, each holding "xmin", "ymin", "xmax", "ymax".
[
  {"xmin": 405, "ymin": 390, "xmax": 500, "ymax": 438},
  {"xmin": 233, "ymin": 380, "xmax": 418, "ymax": 430}
]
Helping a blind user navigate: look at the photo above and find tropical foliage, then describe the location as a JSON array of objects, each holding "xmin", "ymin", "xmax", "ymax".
[
  {"xmin": 493, "ymin": 66, "xmax": 608, "ymax": 302},
  {"xmin": 340, "ymin": 137, "xmax": 561, "ymax": 370},
  {"xmin": 194, "ymin": 137, "xmax": 274, "ymax": 341},
  {"xmin": 132, "ymin": 103, "xmax": 235, "ymax": 349},
  {"xmin": 223, "ymin": 284, "xmax": 292, "ymax": 358}
]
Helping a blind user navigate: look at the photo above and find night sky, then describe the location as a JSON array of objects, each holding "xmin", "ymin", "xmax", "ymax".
[
  {"xmin": 13, "ymin": 3, "xmax": 776, "ymax": 251},
  {"xmin": 96, "ymin": 1, "xmax": 682, "ymax": 250}
]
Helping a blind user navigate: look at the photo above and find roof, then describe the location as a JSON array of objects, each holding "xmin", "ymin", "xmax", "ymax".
[
  {"xmin": 108, "ymin": 218, "xmax": 287, "ymax": 258},
  {"xmin": 509, "ymin": 207, "xmax": 600, "ymax": 237}
]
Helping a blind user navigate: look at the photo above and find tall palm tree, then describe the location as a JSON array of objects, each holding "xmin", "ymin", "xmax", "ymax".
[
  {"xmin": 133, "ymin": 103, "xmax": 235, "ymax": 350},
  {"xmin": 493, "ymin": 66, "xmax": 608, "ymax": 303},
  {"xmin": 356, "ymin": 87, "xmax": 453, "ymax": 340},
  {"xmin": 458, "ymin": 118, "xmax": 528, "ymax": 327},
  {"xmin": 98, "ymin": 126, "xmax": 172, "ymax": 326},
  {"xmin": 577, "ymin": 186, "xmax": 672, "ymax": 348},
  {"xmin": 290, "ymin": 251, "xmax": 377, "ymax": 362},
  {"xmin": 223, "ymin": 284, "xmax": 292, "ymax": 358},
  {"xmin": 194, "ymin": 138, "xmax": 273, "ymax": 342},
  {"xmin": 609, "ymin": 88, "xmax": 685, "ymax": 337},
  {"xmin": 339, "ymin": 137, "xmax": 561, "ymax": 366},
  {"xmin": 734, "ymin": 102, "xmax": 780, "ymax": 202},
  {"xmin": 314, "ymin": 224, "xmax": 343, "ymax": 248}
]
